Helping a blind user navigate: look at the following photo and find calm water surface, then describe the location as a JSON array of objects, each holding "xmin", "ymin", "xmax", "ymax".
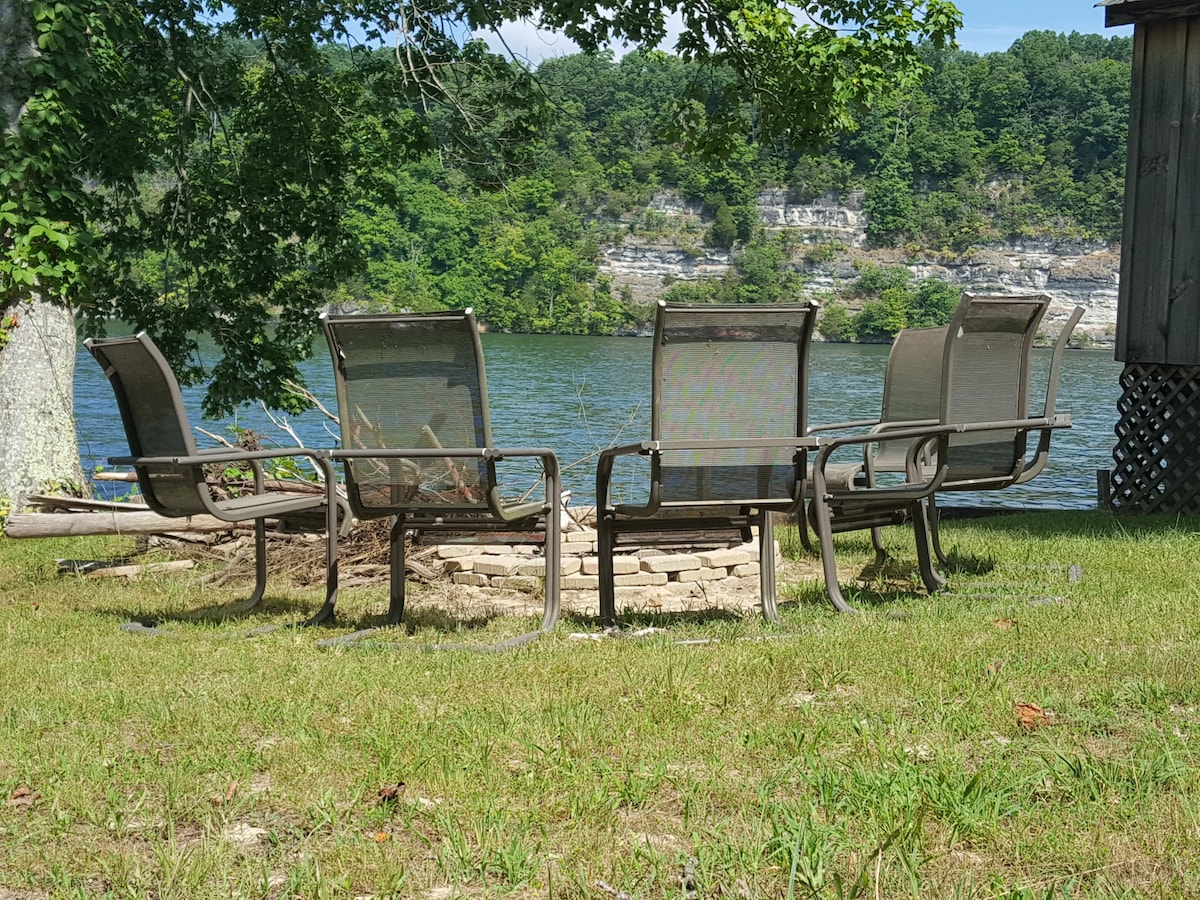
[{"xmin": 74, "ymin": 334, "xmax": 1123, "ymax": 509}]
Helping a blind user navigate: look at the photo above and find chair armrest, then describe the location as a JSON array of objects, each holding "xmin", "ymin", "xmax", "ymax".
[
  {"xmin": 110, "ymin": 446, "xmax": 332, "ymax": 467},
  {"xmin": 597, "ymin": 441, "xmax": 660, "ymax": 516},
  {"xmin": 812, "ymin": 426, "xmax": 951, "ymax": 502},
  {"xmin": 640, "ymin": 437, "xmax": 819, "ymax": 452},
  {"xmin": 1013, "ymin": 428, "xmax": 1053, "ymax": 485},
  {"xmin": 812, "ymin": 414, "xmax": 1068, "ymax": 502},
  {"xmin": 110, "ymin": 448, "xmax": 346, "ymax": 532},
  {"xmin": 867, "ymin": 418, "xmax": 941, "ymax": 434},
  {"xmin": 808, "ymin": 418, "xmax": 881, "ymax": 434},
  {"xmin": 951, "ymin": 413, "xmax": 1068, "ymax": 435},
  {"xmin": 484, "ymin": 447, "xmax": 560, "ymax": 523}
]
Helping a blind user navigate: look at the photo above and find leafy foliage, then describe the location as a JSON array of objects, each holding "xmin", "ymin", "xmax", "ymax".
[
  {"xmin": 818, "ymin": 263, "xmax": 961, "ymax": 341},
  {"xmin": 2, "ymin": 0, "xmax": 960, "ymax": 415}
]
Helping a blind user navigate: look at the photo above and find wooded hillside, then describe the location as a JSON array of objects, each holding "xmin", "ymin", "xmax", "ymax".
[{"xmin": 108, "ymin": 30, "xmax": 1132, "ymax": 343}]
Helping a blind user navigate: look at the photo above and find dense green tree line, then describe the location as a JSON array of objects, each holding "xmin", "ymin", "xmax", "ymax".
[
  {"xmin": 15, "ymin": 14, "xmax": 1126, "ymax": 364},
  {"xmin": 531, "ymin": 30, "xmax": 1131, "ymax": 249},
  {"xmin": 60, "ymin": 26, "xmax": 1128, "ymax": 358}
]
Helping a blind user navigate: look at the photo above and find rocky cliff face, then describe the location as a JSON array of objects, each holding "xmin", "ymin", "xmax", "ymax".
[{"xmin": 599, "ymin": 191, "xmax": 1120, "ymax": 345}]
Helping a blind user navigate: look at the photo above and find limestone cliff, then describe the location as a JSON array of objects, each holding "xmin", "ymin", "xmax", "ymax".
[{"xmin": 598, "ymin": 190, "xmax": 1120, "ymax": 345}]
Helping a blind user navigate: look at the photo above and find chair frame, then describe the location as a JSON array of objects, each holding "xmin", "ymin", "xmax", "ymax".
[
  {"xmin": 595, "ymin": 301, "xmax": 820, "ymax": 626},
  {"xmin": 85, "ymin": 333, "xmax": 344, "ymax": 626},
  {"xmin": 321, "ymin": 310, "xmax": 561, "ymax": 640}
]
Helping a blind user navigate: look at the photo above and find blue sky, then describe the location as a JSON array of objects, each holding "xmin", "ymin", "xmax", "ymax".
[
  {"xmin": 482, "ymin": 1, "xmax": 1133, "ymax": 64},
  {"xmin": 954, "ymin": 0, "xmax": 1130, "ymax": 53}
]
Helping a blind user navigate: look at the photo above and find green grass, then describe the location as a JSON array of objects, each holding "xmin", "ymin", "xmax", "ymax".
[{"xmin": 2, "ymin": 512, "xmax": 1200, "ymax": 898}]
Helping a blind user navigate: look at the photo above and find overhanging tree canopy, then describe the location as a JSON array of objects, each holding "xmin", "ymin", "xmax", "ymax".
[{"xmin": 0, "ymin": 0, "xmax": 958, "ymax": 499}]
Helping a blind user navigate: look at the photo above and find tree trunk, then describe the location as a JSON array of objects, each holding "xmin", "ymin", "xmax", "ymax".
[
  {"xmin": 0, "ymin": 0, "xmax": 85, "ymax": 508},
  {"xmin": 1, "ymin": 0, "xmax": 32, "ymax": 132},
  {"xmin": 0, "ymin": 300, "xmax": 85, "ymax": 506}
]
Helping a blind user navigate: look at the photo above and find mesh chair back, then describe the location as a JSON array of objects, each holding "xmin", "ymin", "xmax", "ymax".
[
  {"xmin": 652, "ymin": 302, "xmax": 817, "ymax": 503},
  {"xmin": 941, "ymin": 294, "xmax": 1049, "ymax": 480},
  {"xmin": 84, "ymin": 334, "xmax": 208, "ymax": 517},
  {"xmin": 323, "ymin": 311, "xmax": 492, "ymax": 516},
  {"xmin": 873, "ymin": 326, "xmax": 946, "ymax": 472}
]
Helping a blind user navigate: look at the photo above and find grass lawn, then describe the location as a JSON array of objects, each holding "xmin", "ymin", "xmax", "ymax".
[{"xmin": 1, "ymin": 511, "xmax": 1198, "ymax": 899}]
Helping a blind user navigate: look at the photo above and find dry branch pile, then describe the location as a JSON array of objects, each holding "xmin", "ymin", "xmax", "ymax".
[{"xmin": 146, "ymin": 518, "xmax": 443, "ymax": 589}]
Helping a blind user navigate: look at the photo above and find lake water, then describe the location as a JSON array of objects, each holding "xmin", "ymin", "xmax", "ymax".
[{"xmin": 74, "ymin": 333, "xmax": 1123, "ymax": 509}]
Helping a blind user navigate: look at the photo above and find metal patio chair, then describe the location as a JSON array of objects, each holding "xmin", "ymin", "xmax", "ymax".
[
  {"xmin": 807, "ymin": 293, "xmax": 1075, "ymax": 612},
  {"xmin": 595, "ymin": 301, "xmax": 820, "ymax": 627},
  {"xmin": 806, "ymin": 301, "xmax": 1084, "ymax": 567},
  {"xmin": 918, "ymin": 302, "xmax": 1085, "ymax": 566},
  {"xmin": 85, "ymin": 333, "xmax": 345, "ymax": 628},
  {"xmin": 321, "ymin": 309, "xmax": 561, "ymax": 648}
]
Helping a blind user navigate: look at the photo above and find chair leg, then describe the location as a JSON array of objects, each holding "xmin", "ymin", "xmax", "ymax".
[
  {"xmin": 166, "ymin": 519, "xmax": 266, "ymax": 624},
  {"xmin": 386, "ymin": 516, "xmax": 406, "ymax": 625},
  {"xmin": 926, "ymin": 496, "xmax": 949, "ymax": 567},
  {"xmin": 797, "ymin": 505, "xmax": 816, "ymax": 554},
  {"xmin": 758, "ymin": 511, "xmax": 781, "ymax": 624},
  {"xmin": 541, "ymin": 489, "xmax": 562, "ymax": 632},
  {"xmin": 911, "ymin": 501, "xmax": 947, "ymax": 593},
  {"xmin": 811, "ymin": 497, "xmax": 858, "ymax": 614},
  {"xmin": 598, "ymin": 518, "xmax": 617, "ymax": 627},
  {"xmin": 244, "ymin": 518, "xmax": 268, "ymax": 610},
  {"xmin": 870, "ymin": 525, "xmax": 889, "ymax": 567},
  {"xmin": 298, "ymin": 491, "xmax": 341, "ymax": 628}
]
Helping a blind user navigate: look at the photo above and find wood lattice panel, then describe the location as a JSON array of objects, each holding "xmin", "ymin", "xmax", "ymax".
[{"xmin": 1111, "ymin": 363, "xmax": 1200, "ymax": 513}]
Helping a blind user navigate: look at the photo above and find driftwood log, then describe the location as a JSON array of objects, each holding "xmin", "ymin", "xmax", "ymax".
[{"xmin": 4, "ymin": 511, "xmax": 235, "ymax": 539}]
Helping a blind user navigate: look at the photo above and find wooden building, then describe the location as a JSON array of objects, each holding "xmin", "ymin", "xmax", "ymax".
[{"xmin": 1103, "ymin": 0, "xmax": 1200, "ymax": 512}]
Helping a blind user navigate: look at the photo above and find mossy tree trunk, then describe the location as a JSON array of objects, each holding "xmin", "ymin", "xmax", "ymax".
[{"xmin": 0, "ymin": 0, "xmax": 85, "ymax": 507}]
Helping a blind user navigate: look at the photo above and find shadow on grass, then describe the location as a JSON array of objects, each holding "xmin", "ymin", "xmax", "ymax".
[
  {"xmin": 562, "ymin": 606, "xmax": 747, "ymax": 631},
  {"xmin": 783, "ymin": 577, "xmax": 935, "ymax": 613},
  {"xmin": 94, "ymin": 592, "xmax": 330, "ymax": 630}
]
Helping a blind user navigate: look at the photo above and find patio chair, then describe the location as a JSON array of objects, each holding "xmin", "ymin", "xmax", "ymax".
[
  {"xmin": 807, "ymin": 293, "xmax": 1074, "ymax": 612},
  {"xmin": 595, "ymin": 301, "xmax": 820, "ymax": 627},
  {"xmin": 919, "ymin": 302, "xmax": 1085, "ymax": 566},
  {"xmin": 85, "ymin": 333, "xmax": 345, "ymax": 627},
  {"xmin": 807, "ymin": 302, "xmax": 1084, "ymax": 567},
  {"xmin": 800, "ymin": 324, "xmax": 945, "ymax": 554},
  {"xmin": 320, "ymin": 309, "xmax": 561, "ymax": 647}
]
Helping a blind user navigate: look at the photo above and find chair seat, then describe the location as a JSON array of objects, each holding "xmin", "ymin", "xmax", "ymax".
[{"xmin": 213, "ymin": 490, "xmax": 329, "ymax": 520}]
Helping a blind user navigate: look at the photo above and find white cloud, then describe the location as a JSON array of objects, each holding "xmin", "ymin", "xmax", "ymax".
[
  {"xmin": 476, "ymin": 10, "xmax": 686, "ymax": 66},
  {"xmin": 477, "ymin": 19, "xmax": 582, "ymax": 65}
]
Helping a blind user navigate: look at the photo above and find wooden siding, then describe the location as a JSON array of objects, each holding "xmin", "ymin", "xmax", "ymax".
[
  {"xmin": 1116, "ymin": 15, "xmax": 1200, "ymax": 364},
  {"xmin": 1105, "ymin": 0, "xmax": 1200, "ymax": 28}
]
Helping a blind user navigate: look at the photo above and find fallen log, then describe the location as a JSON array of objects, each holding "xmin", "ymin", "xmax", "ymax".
[
  {"xmin": 25, "ymin": 494, "xmax": 150, "ymax": 512},
  {"xmin": 4, "ymin": 511, "xmax": 235, "ymax": 539}
]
